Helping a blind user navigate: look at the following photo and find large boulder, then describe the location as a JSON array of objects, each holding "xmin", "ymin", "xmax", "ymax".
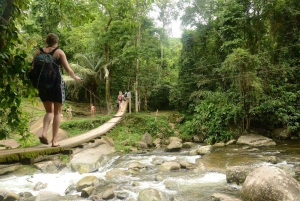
[
  {"xmin": 192, "ymin": 134, "xmax": 205, "ymax": 143},
  {"xmin": 35, "ymin": 159, "xmax": 65, "ymax": 173},
  {"xmin": 197, "ymin": 145, "xmax": 212, "ymax": 155},
  {"xmin": 136, "ymin": 141, "xmax": 148, "ymax": 149},
  {"xmin": 18, "ymin": 192, "xmax": 33, "ymax": 200},
  {"xmin": 70, "ymin": 143, "xmax": 115, "ymax": 173},
  {"xmin": 182, "ymin": 142, "xmax": 195, "ymax": 148},
  {"xmin": 35, "ymin": 191, "xmax": 61, "ymax": 201},
  {"xmin": 138, "ymin": 188, "xmax": 165, "ymax": 201},
  {"xmin": 0, "ymin": 164, "xmax": 21, "ymax": 176},
  {"xmin": 102, "ymin": 189, "xmax": 115, "ymax": 200},
  {"xmin": 158, "ymin": 161, "xmax": 180, "ymax": 172},
  {"xmin": 153, "ymin": 138, "xmax": 162, "ymax": 147},
  {"xmin": 179, "ymin": 160, "xmax": 196, "ymax": 170},
  {"xmin": 105, "ymin": 168, "xmax": 127, "ymax": 180},
  {"xmin": 81, "ymin": 186, "xmax": 95, "ymax": 198},
  {"xmin": 0, "ymin": 191, "xmax": 20, "ymax": 201},
  {"xmin": 241, "ymin": 166, "xmax": 300, "ymax": 201},
  {"xmin": 76, "ymin": 176, "xmax": 99, "ymax": 192},
  {"xmin": 211, "ymin": 193, "xmax": 241, "ymax": 201},
  {"xmin": 165, "ymin": 140, "xmax": 182, "ymax": 152},
  {"xmin": 169, "ymin": 137, "xmax": 182, "ymax": 143},
  {"xmin": 226, "ymin": 165, "xmax": 256, "ymax": 185},
  {"xmin": 237, "ymin": 134, "xmax": 276, "ymax": 146},
  {"xmin": 141, "ymin": 133, "xmax": 153, "ymax": 147},
  {"xmin": 0, "ymin": 189, "xmax": 20, "ymax": 201},
  {"xmin": 128, "ymin": 162, "xmax": 147, "ymax": 174}
]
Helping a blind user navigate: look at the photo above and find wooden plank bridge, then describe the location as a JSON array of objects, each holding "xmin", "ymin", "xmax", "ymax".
[{"xmin": 0, "ymin": 102, "xmax": 128, "ymax": 164}]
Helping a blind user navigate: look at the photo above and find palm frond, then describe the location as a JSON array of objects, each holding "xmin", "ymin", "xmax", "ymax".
[
  {"xmin": 74, "ymin": 53, "xmax": 95, "ymax": 70},
  {"xmin": 70, "ymin": 63, "xmax": 95, "ymax": 76},
  {"xmin": 94, "ymin": 55, "xmax": 104, "ymax": 70}
]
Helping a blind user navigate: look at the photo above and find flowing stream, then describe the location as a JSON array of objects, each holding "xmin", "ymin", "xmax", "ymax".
[{"xmin": 0, "ymin": 140, "xmax": 300, "ymax": 200}]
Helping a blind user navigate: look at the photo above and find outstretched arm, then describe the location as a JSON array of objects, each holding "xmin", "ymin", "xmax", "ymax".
[{"xmin": 59, "ymin": 50, "xmax": 81, "ymax": 82}]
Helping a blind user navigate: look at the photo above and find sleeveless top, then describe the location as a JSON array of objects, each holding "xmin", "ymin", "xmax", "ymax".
[{"xmin": 39, "ymin": 47, "xmax": 62, "ymax": 86}]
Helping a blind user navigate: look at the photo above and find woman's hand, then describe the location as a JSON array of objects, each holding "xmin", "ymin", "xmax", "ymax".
[{"xmin": 74, "ymin": 76, "xmax": 82, "ymax": 82}]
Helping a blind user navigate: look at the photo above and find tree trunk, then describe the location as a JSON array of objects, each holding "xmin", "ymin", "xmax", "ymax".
[
  {"xmin": 104, "ymin": 43, "xmax": 112, "ymax": 114},
  {"xmin": 135, "ymin": 19, "xmax": 141, "ymax": 113},
  {"xmin": 105, "ymin": 76, "xmax": 112, "ymax": 114},
  {"xmin": 160, "ymin": 41, "xmax": 164, "ymax": 69},
  {"xmin": 89, "ymin": 86, "xmax": 93, "ymax": 106},
  {"xmin": 0, "ymin": 0, "xmax": 15, "ymax": 52},
  {"xmin": 98, "ymin": 90, "xmax": 102, "ymax": 114},
  {"xmin": 135, "ymin": 66, "xmax": 139, "ymax": 113},
  {"xmin": 144, "ymin": 90, "xmax": 148, "ymax": 111}
]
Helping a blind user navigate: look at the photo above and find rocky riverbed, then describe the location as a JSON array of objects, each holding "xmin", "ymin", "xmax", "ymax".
[{"xmin": 0, "ymin": 134, "xmax": 300, "ymax": 201}]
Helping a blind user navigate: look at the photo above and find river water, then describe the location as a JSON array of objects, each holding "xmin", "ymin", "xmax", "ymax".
[{"xmin": 0, "ymin": 140, "xmax": 299, "ymax": 200}]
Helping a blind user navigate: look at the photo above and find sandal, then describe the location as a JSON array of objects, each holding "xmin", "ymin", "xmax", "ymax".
[
  {"xmin": 51, "ymin": 143, "xmax": 60, "ymax": 147},
  {"xmin": 39, "ymin": 136, "xmax": 49, "ymax": 145}
]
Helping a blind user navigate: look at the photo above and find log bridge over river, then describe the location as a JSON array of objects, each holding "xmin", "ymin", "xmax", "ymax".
[{"xmin": 0, "ymin": 103, "xmax": 128, "ymax": 165}]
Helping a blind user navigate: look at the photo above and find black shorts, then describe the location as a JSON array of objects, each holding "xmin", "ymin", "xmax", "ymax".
[{"xmin": 39, "ymin": 80, "xmax": 66, "ymax": 104}]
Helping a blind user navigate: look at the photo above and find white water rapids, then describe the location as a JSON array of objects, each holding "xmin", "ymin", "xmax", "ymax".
[
  {"xmin": 2, "ymin": 141, "xmax": 296, "ymax": 201},
  {"xmin": 0, "ymin": 154, "xmax": 228, "ymax": 200}
]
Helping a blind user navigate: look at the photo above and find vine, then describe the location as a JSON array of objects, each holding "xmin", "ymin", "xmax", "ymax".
[{"xmin": 0, "ymin": 0, "xmax": 34, "ymax": 141}]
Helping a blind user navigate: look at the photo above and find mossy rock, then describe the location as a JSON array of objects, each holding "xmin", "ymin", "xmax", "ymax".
[{"xmin": 168, "ymin": 113, "xmax": 184, "ymax": 124}]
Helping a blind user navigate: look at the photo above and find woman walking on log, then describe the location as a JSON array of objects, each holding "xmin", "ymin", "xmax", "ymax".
[{"xmin": 31, "ymin": 33, "xmax": 81, "ymax": 147}]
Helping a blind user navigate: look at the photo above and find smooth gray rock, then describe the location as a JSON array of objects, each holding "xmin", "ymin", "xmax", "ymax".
[
  {"xmin": 76, "ymin": 176, "xmax": 99, "ymax": 192},
  {"xmin": 70, "ymin": 144, "xmax": 115, "ymax": 173},
  {"xmin": 138, "ymin": 188, "xmax": 165, "ymax": 201},
  {"xmin": 237, "ymin": 134, "xmax": 276, "ymax": 147},
  {"xmin": 241, "ymin": 166, "xmax": 300, "ymax": 201}
]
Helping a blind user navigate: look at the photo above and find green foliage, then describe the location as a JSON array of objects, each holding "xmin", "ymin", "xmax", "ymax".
[
  {"xmin": 177, "ymin": 0, "xmax": 300, "ymax": 137},
  {"xmin": 0, "ymin": 0, "xmax": 33, "ymax": 140},
  {"xmin": 5, "ymin": 0, "xmax": 300, "ymax": 142},
  {"xmin": 59, "ymin": 154, "xmax": 69, "ymax": 163},
  {"xmin": 180, "ymin": 92, "xmax": 240, "ymax": 144},
  {"xmin": 108, "ymin": 112, "xmax": 173, "ymax": 152}
]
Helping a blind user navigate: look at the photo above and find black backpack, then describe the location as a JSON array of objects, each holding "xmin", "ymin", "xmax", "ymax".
[{"xmin": 29, "ymin": 48, "xmax": 58, "ymax": 90}]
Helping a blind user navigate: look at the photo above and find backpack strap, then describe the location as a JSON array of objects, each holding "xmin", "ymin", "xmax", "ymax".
[
  {"xmin": 39, "ymin": 47, "xmax": 58, "ymax": 55},
  {"xmin": 49, "ymin": 48, "xmax": 58, "ymax": 55},
  {"xmin": 39, "ymin": 48, "xmax": 45, "ymax": 54}
]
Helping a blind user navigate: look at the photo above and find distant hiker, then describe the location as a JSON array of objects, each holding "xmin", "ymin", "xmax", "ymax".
[
  {"xmin": 30, "ymin": 33, "xmax": 81, "ymax": 147},
  {"xmin": 66, "ymin": 106, "xmax": 72, "ymax": 120},
  {"xmin": 116, "ymin": 100, "xmax": 119, "ymax": 112},
  {"xmin": 118, "ymin": 91, "xmax": 123, "ymax": 111},
  {"xmin": 91, "ymin": 104, "xmax": 96, "ymax": 117}
]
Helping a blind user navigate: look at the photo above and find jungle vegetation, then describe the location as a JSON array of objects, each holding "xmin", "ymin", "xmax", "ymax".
[{"xmin": 1, "ymin": 0, "xmax": 300, "ymax": 144}]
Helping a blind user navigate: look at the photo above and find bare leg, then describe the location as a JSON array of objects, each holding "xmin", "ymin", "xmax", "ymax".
[
  {"xmin": 52, "ymin": 102, "xmax": 62, "ymax": 146},
  {"xmin": 41, "ymin": 101, "xmax": 54, "ymax": 139}
]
